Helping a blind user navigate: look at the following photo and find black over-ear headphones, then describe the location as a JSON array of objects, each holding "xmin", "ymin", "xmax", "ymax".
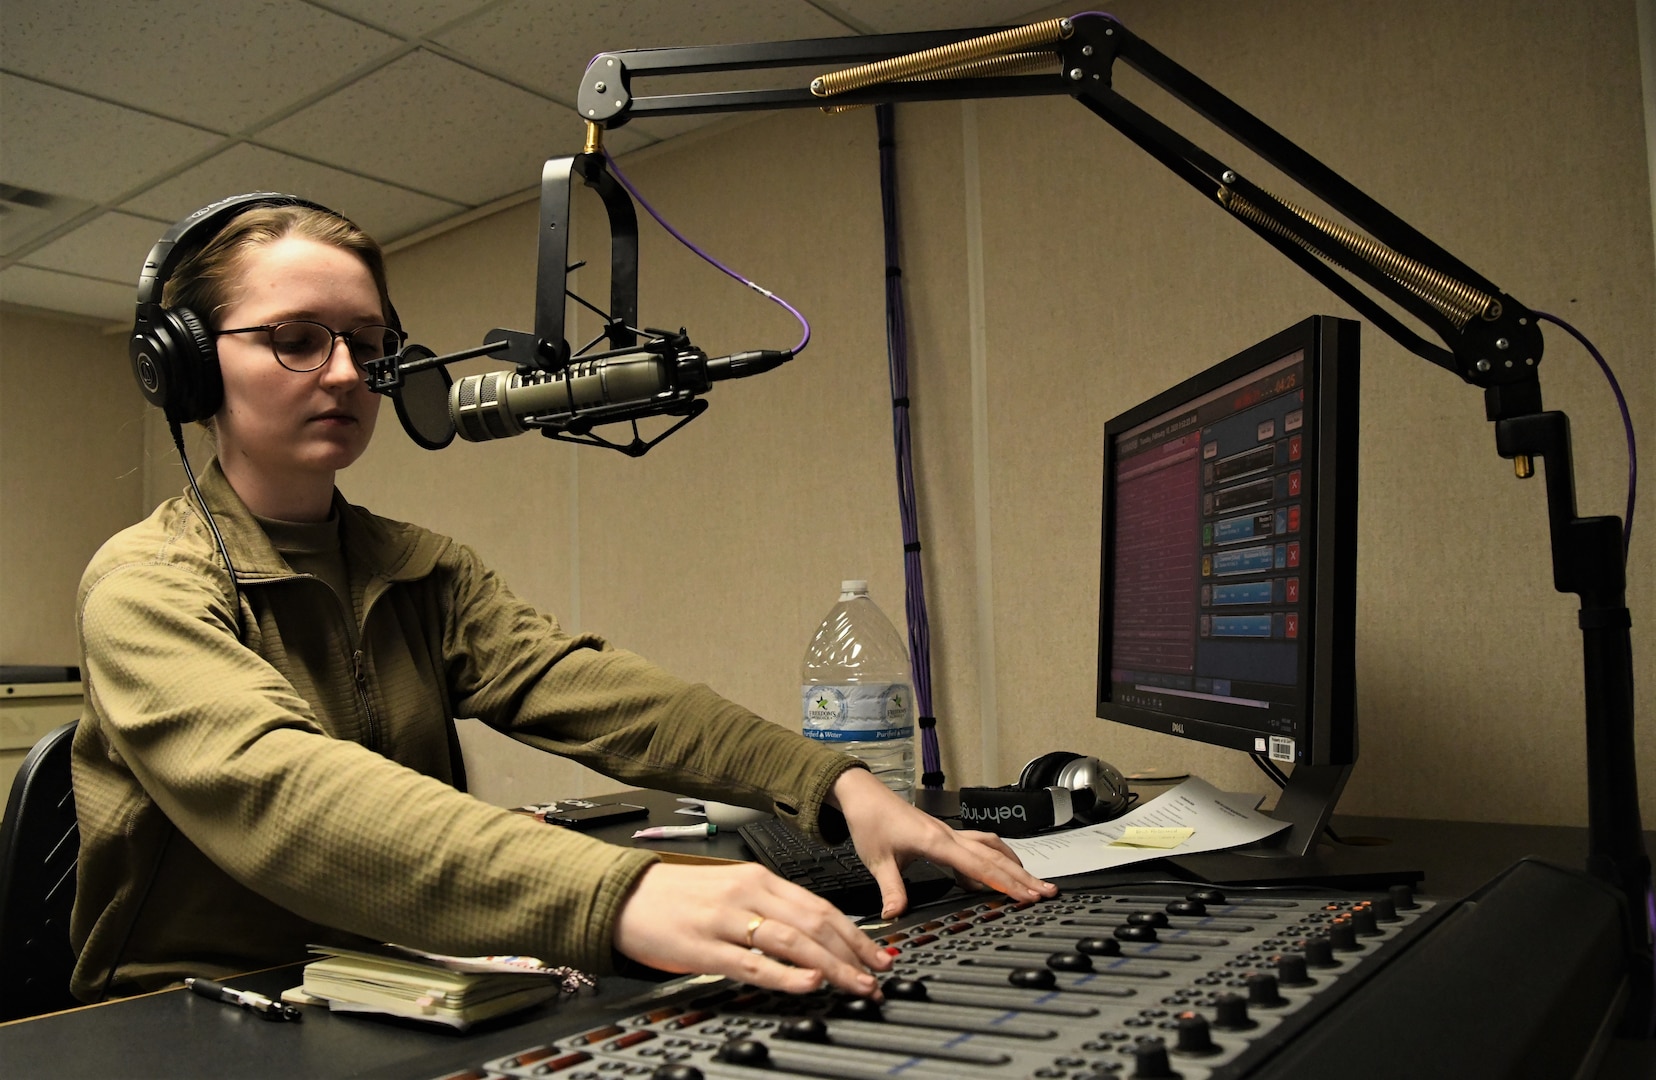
[
  {"xmin": 958, "ymin": 752, "xmax": 1133, "ymax": 837},
  {"xmin": 130, "ymin": 192, "xmax": 398, "ymax": 424}
]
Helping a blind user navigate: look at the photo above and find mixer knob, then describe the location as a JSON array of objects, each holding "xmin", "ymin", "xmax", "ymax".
[
  {"xmin": 1165, "ymin": 899, "xmax": 1206, "ymax": 917},
  {"xmin": 1114, "ymin": 924, "xmax": 1159, "ymax": 942},
  {"xmin": 1274, "ymin": 953, "xmax": 1312, "ymax": 986},
  {"xmin": 714, "ymin": 1039, "xmax": 770, "ymax": 1067},
  {"xmin": 1301, "ymin": 936, "xmax": 1338, "ymax": 968},
  {"xmin": 1046, "ymin": 951, "xmax": 1095, "ymax": 973},
  {"xmin": 1388, "ymin": 883, "xmax": 1418, "ymax": 910},
  {"xmin": 1328, "ymin": 919, "xmax": 1361, "ymax": 951},
  {"xmin": 1010, "ymin": 967, "xmax": 1059, "ymax": 990},
  {"xmin": 829, "ymin": 996, "xmax": 883, "ymax": 1021},
  {"xmin": 1350, "ymin": 907, "xmax": 1382, "ymax": 935},
  {"xmin": 1076, "ymin": 936, "xmax": 1122, "ymax": 957},
  {"xmin": 1211, "ymin": 992, "xmax": 1256, "ymax": 1030},
  {"xmin": 1128, "ymin": 910, "xmax": 1171, "ymax": 927},
  {"xmin": 1130, "ymin": 1036, "xmax": 1179, "ymax": 1078},
  {"xmin": 1173, "ymin": 1011, "xmax": 1219, "ymax": 1056},
  {"xmin": 775, "ymin": 1017, "xmax": 830, "ymax": 1043},
  {"xmin": 880, "ymin": 977, "xmax": 929, "ymax": 1001},
  {"xmin": 1370, "ymin": 895, "xmax": 1400, "ymax": 921},
  {"xmin": 1187, "ymin": 887, "xmax": 1226, "ymax": 905},
  {"xmin": 650, "ymin": 1066, "xmax": 705, "ymax": 1080},
  {"xmin": 1245, "ymin": 972, "xmax": 1287, "ymax": 1007}
]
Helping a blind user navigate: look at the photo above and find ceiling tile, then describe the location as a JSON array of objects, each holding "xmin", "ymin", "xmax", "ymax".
[
  {"xmin": 0, "ymin": 75, "xmax": 223, "ymax": 205},
  {"xmin": 432, "ymin": 0, "xmax": 854, "ymax": 101},
  {"xmin": 120, "ymin": 143, "xmax": 467, "ymax": 244},
  {"xmin": 321, "ymin": 0, "xmax": 497, "ymax": 39},
  {"xmin": 256, "ymin": 49, "xmax": 586, "ymax": 205},
  {"xmin": 0, "ymin": 0, "xmax": 404, "ymax": 133},
  {"xmin": 825, "ymin": 1, "xmax": 1049, "ymax": 34},
  {"xmin": 17, "ymin": 210, "xmax": 170, "ymax": 286},
  {"xmin": 0, "ymin": 264, "xmax": 134, "ymax": 323}
]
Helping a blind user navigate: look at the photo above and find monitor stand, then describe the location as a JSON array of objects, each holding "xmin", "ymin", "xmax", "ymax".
[{"xmin": 1167, "ymin": 762, "xmax": 1423, "ymax": 889}]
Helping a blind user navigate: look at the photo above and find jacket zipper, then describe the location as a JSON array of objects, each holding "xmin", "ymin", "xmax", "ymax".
[
  {"xmin": 351, "ymin": 647, "xmax": 381, "ymax": 753},
  {"xmin": 285, "ymin": 573, "xmax": 382, "ymax": 753}
]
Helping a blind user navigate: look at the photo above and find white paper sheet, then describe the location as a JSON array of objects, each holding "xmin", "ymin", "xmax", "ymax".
[{"xmin": 1005, "ymin": 776, "xmax": 1289, "ymax": 879}]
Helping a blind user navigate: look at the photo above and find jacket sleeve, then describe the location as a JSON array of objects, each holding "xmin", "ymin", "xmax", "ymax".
[
  {"xmin": 79, "ymin": 557, "xmax": 662, "ymax": 975},
  {"xmin": 434, "ymin": 543, "xmax": 862, "ymax": 840}
]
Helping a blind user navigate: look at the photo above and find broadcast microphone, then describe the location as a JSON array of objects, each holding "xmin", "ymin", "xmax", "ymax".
[{"xmin": 450, "ymin": 347, "xmax": 789, "ymax": 442}]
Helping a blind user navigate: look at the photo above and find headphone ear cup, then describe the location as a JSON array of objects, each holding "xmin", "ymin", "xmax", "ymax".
[
  {"xmin": 1018, "ymin": 751, "xmax": 1083, "ymax": 791},
  {"xmin": 131, "ymin": 305, "xmax": 221, "ymax": 423}
]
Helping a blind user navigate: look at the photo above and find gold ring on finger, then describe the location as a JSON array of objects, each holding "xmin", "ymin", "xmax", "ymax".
[{"xmin": 745, "ymin": 914, "xmax": 766, "ymax": 949}]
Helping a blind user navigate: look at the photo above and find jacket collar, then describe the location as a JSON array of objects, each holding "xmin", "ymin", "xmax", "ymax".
[{"xmin": 190, "ymin": 457, "xmax": 446, "ymax": 584}]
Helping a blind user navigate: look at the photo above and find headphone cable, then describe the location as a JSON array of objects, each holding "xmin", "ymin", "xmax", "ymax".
[{"xmin": 170, "ymin": 420, "xmax": 246, "ymax": 641}]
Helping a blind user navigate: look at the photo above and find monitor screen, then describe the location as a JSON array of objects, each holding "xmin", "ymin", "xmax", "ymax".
[{"xmin": 1098, "ymin": 316, "xmax": 1360, "ymax": 794}]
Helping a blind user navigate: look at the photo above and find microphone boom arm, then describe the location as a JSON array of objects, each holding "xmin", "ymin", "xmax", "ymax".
[{"xmin": 559, "ymin": 10, "xmax": 1646, "ymax": 998}]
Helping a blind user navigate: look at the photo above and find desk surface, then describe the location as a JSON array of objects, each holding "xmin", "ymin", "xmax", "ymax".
[{"xmin": 5, "ymin": 791, "xmax": 1651, "ymax": 1078}]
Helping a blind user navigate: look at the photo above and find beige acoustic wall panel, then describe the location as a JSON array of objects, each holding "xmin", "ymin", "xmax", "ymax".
[{"xmin": 0, "ymin": 312, "xmax": 144, "ymax": 666}]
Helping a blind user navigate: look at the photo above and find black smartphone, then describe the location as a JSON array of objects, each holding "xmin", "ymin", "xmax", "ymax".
[{"xmin": 542, "ymin": 802, "xmax": 650, "ymax": 829}]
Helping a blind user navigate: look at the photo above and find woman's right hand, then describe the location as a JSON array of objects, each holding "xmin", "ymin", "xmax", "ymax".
[{"xmin": 612, "ymin": 862, "xmax": 893, "ymax": 996}]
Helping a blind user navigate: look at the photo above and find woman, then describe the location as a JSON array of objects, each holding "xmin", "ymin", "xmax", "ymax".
[{"xmin": 71, "ymin": 199, "xmax": 1053, "ymax": 1003}]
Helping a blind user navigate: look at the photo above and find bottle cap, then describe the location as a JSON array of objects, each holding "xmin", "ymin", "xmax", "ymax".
[{"xmin": 841, "ymin": 579, "xmax": 869, "ymax": 594}]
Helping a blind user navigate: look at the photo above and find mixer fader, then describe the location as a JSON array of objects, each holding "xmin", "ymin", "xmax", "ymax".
[{"xmin": 442, "ymin": 883, "xmax": 1441, "ymax": 1080}]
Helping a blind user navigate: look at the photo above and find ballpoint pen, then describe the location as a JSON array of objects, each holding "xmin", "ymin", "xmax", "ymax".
[{"xmin": 185, "ymin": 976, "xmax": 303, "ymax": 1022}]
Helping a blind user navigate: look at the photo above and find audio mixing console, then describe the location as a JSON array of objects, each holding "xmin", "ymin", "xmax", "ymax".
[{"xmin": 435, "ymin": 882, "xmax": 1443, "ymax": 1080}]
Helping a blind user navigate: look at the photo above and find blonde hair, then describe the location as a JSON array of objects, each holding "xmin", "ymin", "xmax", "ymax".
[{"xmin": 161, "ymin": 204, "xmax": 396, "ymax": 331}]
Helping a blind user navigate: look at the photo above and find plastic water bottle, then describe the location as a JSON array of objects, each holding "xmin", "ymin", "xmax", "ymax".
[{"xmin": 801, "ymin": 580, "xmax": 915, "ymax": 801}]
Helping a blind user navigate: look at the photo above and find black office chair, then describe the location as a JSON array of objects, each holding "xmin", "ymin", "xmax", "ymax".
[{"xmin": 0, "ymin": 720, "xmax": 81, "ymax": 1021}]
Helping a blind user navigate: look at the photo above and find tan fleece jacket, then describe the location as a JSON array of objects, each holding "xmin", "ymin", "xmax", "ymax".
[{"xmin": 70, "ymin": 459, "xmax": 856, "ymax": 1001}]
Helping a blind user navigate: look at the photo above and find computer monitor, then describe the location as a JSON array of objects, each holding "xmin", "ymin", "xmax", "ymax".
[{"xmin": 1097, "ymin": 315, "xmax": 1360, "ymax": 856}]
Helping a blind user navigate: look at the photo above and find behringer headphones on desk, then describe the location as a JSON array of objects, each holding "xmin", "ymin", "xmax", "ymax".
[{"xmin": 958, "ymin": 751, "xmax": 1134, "ymax": 838}]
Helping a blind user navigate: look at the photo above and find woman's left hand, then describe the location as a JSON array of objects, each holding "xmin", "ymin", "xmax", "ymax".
[{"xmin": 826, "ymin": 768, "xmax": 1058, "ymax": 919}]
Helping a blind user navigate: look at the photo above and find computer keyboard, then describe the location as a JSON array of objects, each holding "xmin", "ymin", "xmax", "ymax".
[{"xmin": 736, "ymin": 817, "xmax": 957, "ymax": 914}]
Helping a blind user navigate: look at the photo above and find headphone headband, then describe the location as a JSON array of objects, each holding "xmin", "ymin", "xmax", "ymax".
[{"xmin": 134, "ymin": 192, "xmax": 335, "ymax": 311}]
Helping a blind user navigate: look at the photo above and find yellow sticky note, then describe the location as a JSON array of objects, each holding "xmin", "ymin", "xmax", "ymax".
[{"xmin": 1111, "ymin": 826, "xmax": 1195, "ymax": 849}]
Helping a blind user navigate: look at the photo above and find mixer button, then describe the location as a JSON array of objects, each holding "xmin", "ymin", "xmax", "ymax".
[
  {"xmin": 774, "ymin": 1016, "xmax": 829, "ymax": 1043},
  {"xmin": 1301, "ymin": 936, "xmax": 1339, "ymax": 968},
  {"xmin": 1130, "ymin": 1036, "xmax": 1178, "ymax": 1078},
  {"xmin": 1077, "ymin": 937, "xmax": 1122, "ymax": 956},
  {"xmin": 646, "ymin": 1065, "xmax": 702, "ymax": 1080},
  {"xmin": 1114, "ymin": 925, "xmax": 1159, "ymax": 942},
  {"xmin": 1388, "ymin": 884, "xmax": 1419, "ymax": 909},
  {"xmin": 1165, "ymin": 899, "xmax": 1206, "ymax": 917},
  {"xmin": 1350, "ymin": 907, "xmax": 1382, "ymax": 935},
  {"xmin": 1370, "ymin": 896, "xmax": 1400, "ymax": 921},
  {"xmin": 1010, "ymin": 967, "xmax": 1059, "ymax": 990},
  {"xmin": 1127, "ymin": 911, "xmax": 1171, "ymax": 928},
  {"xmin": 880, "ymin": 977, "xmax": 929, "ymax": 1000},
  {"xmin": 1187, "ymin": 887, "xmax": 1226, "ymax": 905},
  {"xmin": 1274, "ymin": 953, "xmax": 1313, "ymax": 986},
  {"xmin": 828, "ymin": 996, "xmax": 883, "ymax": 1021},
  {"xmin": 1246, "ymin": 972, "xmax": 1287, "ymax": 1007},
  {"xmin": 1172, "ymin": 1012, "xmax": 1219, "ymax": 1056},
  {"xmin": 1048, "ymin": 951, "xmax": 1096, "ymax": 972},
  {"xmin": 1328, "ymin": 919, "xmax": 1362, "ymax": 951},
  {"xmin": 713, "ymin": 1039, "xmax": 770, "ymax": 1067}
]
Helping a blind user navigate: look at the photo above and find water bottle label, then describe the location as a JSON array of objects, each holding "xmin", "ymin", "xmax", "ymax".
[{"xmin": 802, "ymin": 683, "xmax": 913, "ymax": 742}]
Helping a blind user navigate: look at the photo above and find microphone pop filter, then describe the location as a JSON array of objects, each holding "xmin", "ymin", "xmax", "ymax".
[{"xmin": 389, "ymin": 345, "xmax": 456, "ymax": 450}]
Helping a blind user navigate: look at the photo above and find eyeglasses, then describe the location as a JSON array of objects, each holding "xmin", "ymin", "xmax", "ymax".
[{"xmin": 215, "ymin": 320, "xmax": 407, "ymax": 373}]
